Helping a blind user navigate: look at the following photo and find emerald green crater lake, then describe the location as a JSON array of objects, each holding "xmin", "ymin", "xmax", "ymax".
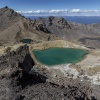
[
  {"xmin": 20, "ymin": 39, "xmax": 33, "ymax": 44},
  {"xmin": 33, "ymin": 48, "xmax": 88, "ymax": 66}
]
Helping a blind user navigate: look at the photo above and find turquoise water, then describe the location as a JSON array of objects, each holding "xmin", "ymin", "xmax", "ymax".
[
  {"xmin": 33, "ymin": 48, "xmax": 88, "ymax": 66},
  {"xmin": 20, "ymin": 39, "xmax": 33, "ymax": 44}
]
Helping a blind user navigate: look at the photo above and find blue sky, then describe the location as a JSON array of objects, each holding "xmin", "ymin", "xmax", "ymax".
[{"xmin": 0, "ymin": 0, "xmax": 100, "ymax": 16}]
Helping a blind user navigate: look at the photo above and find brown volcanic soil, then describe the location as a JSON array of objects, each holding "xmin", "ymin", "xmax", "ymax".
[{"xmin": 0, "ymin": 45, "xmax": 97, "ymax": 100}]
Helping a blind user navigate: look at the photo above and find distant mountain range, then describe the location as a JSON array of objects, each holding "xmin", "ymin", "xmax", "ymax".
[
  {"xmin": 0, "ymin": 6, "xmax": 100, "ymax": 48},
  {"xmin": 27, "ymin": 16, "xmax": 100, "ymax": 24}
]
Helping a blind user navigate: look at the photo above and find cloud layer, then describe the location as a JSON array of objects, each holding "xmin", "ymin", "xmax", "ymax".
[{"xmin": 16, "ymin": 9, "xmax": 100, "ymax": 16}]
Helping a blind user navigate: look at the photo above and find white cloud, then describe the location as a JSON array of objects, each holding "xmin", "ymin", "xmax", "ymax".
[
  {"xmin": 16, "ymin": 11, "xmax": 22, "ymax": 13},
  {"xmin": 27, "ymin": 11, "xmax": 33, "ymax": 13},
  {"xmin": 70, "ymin": 9, "xmax": 81, "ymax": 13},
  {"xmin": 33, "ymin": 10, "xmax": 47, "ymax": 13},
  {"xmin": 49, "ymin": 9, "xmax": 68, "ymax": 13},
  {"xmin": 17, "ymin": 9, "xmax": 100, "ymax": 16}
]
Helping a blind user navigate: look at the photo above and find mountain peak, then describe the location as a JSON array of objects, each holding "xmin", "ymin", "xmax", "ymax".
[
  {"xmin": 4, "ymin": 6, "xmax": 9, "ymax": 9},
  {"xmin": 1, "ymin": 6, "xmax": 10, "ymax": 10},
  {"xmin": 0, "ymin": 6, "xmax": 22, "ymax": 19}
]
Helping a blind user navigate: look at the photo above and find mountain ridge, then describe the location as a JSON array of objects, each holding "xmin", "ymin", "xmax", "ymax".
[{"xmin": 0, "ymin": 7, "xmax": 60, "ymax": 46}]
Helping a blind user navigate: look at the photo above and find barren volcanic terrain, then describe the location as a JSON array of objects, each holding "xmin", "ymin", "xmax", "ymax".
[{"xmin": 0, "ymin": 6, "xmax": 100, "ymax": 100}]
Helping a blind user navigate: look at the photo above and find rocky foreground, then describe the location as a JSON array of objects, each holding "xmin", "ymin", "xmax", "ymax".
[{"xmin": 0, "ymin": 45, "xmax": 97, "ymax": 100}]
